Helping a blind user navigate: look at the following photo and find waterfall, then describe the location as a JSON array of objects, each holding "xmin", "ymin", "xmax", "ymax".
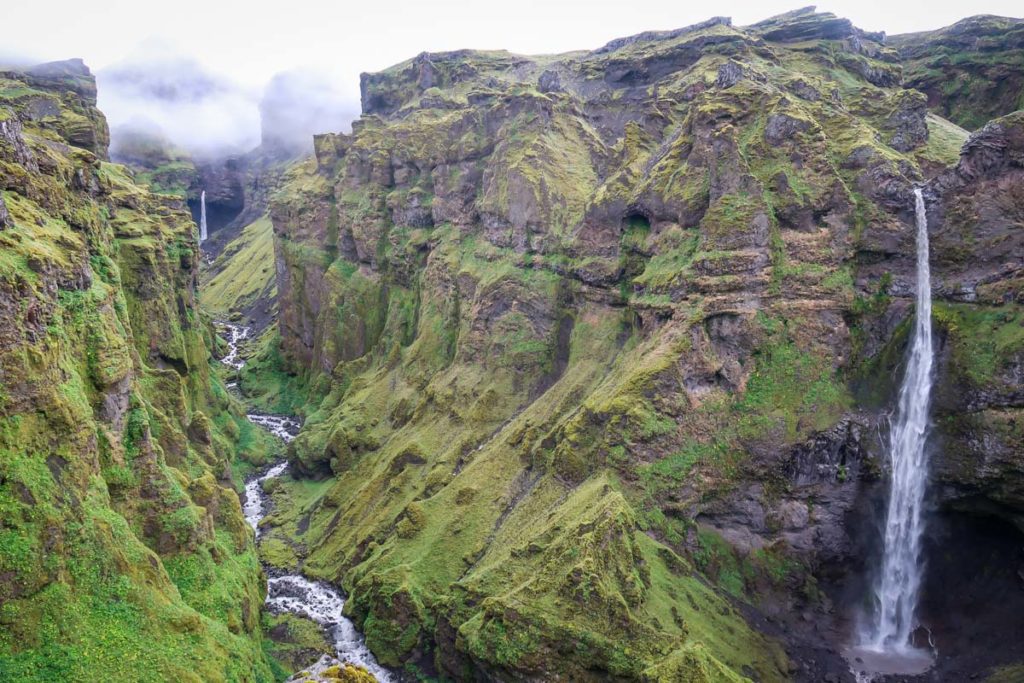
[
  {"xmin": 867, "ymin": 187, "xmax": 935, "ymax": 651},
  {"xmin": 199, "ymin": 190, "xmax": 208, "ymax": 243}
]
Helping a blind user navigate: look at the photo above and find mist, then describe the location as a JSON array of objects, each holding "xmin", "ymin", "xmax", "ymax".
[
  {"xmin": 98, "ymin": 42, "xmax": 358, "ymax": 161},
  {"xmin": 259, "ymin": 68, "xmax": 360, "ymax": 154},
  {"xmin": 13, "ymin": 0, "xmax": 1023, "ymax": 162}
]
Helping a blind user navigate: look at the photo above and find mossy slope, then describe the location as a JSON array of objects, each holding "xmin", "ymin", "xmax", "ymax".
[
  {"xmin": 251, "ymin": 8, "xmax": 1024, "ymax": 681},
  {"xmin": 0, "ymin": 60, "xmax": 277, "ymax": 681}
]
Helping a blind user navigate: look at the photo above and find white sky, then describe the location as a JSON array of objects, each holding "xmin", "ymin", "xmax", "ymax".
[
  {"xmin": 5, "ymin": 1, "xmax": 1018, "ymax": 154},
  {"xmin": 6, "ymin": 0, "xmax": 1021, "ymax": 93}
]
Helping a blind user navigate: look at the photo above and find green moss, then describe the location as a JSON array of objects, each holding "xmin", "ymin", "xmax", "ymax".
[
  {"xmin": 0, "ymin": 66, "xmax": 276, "ymax": 681},
  {"xmin": 261, "ymin": 612, "xmax": 332, "ymax": 676},
  {"xmin": 736, "ymin": 323, "xmax": 850, "ymax": 439},
  {"xmin": 201, "ymin": 214, "xmax": 277, "ymax": 321},
  {"xmin": 933, "ymin": 303, "xmax": 1024, "ymax": 387},
  {"xmin": 238, "ymin": 329, "xmax": 318, "ymax": 415}
]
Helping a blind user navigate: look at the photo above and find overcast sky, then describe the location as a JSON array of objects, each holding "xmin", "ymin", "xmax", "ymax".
[
  {"xmin": 7, "ymin": 0, "xmax": 1021, "ymax": 89},
  {"xmin": 4, "ymin": 0, "xmax": 1019, "ymax": 154}
]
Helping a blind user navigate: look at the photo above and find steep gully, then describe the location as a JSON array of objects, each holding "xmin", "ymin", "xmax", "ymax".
[{"xmin": 215, "ymin": 321, "xmax": 394, "ymax": 681}]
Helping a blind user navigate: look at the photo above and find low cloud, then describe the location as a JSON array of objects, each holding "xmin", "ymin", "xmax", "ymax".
[
  {"xmin": 259, "ymin": 67, "xmax": 360, "ymax": 154},
  {"xmin": 98, "ymin": 41, "xmax": 359, "ymax": 160},
  {"xmin": 98, "ymin": 47, "xmax": 262, "ymax": 158}
]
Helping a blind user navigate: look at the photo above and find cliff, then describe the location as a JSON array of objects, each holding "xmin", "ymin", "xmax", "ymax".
[
  {"xmin": 258, "ymin": 8, "xmax": 1023, "ymax": 681},
  {"xmin": 890, "ymin": 15, "xmax": 1024, "ymax": 131},
  {"xmin": 0, "ymin": 60, "xmax": 278, "ymax": 680}
]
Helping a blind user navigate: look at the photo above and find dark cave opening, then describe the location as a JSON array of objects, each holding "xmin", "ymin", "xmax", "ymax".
[
  {"xmin": 822, "ymin": 485, "xmax": 1024, "ymax": 680},
  {"xmin": 187, "ymin": 197, "xmax": 243, "ymax": 237},
  {"xmin": 622, "ymin": 210, "xmax": 651, "ymax": 234}
]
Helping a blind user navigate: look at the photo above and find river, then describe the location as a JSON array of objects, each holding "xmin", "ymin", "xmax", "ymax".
[{"xmin": 216, "ymin": 321, "xmax": 393, "ymax": 682}]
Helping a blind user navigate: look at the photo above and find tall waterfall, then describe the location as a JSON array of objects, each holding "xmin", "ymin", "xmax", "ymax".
[
  {"xmin": 199, "ymin": 190, "xmax": 208, "ymax": 243},
  {"xmin": 868, "ymin": 187, "xmax": 935, "ymax": 650}
]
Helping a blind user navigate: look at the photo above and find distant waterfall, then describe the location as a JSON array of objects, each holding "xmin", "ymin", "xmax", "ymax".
[
  {"xmin": 868, "ymin": 187, "xmax": 934, "ymax": 650},
  {"xmin": 199, "ymin": 190, "xmax": 208, "ymax": 243}
]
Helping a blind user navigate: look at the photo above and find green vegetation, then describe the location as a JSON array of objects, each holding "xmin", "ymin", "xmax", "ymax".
[
  {"xmin": 201, "ymin": 214, "xmax": 278, "ymax": 317},
  {"xmin": 7, "ymin": 5, "xmax": 1023, "ymax": 681},
  {"xmin": 244, "ymin": 8, "xmax": 1000, "ymax": 679},
  {"xmin": 933, "ymin": 303, "xmax": 1024, "ymax": 387},
  {"xmin": 0, "ymin": 64, "xmax": 275, "ymax": 681}
]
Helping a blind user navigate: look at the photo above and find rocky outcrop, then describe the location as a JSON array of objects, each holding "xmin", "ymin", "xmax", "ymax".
[
  {"xmin": 1, "ymin": 59, "xmax": 110, "ymax": 158},
  {"xmin": 890, "ymin": 15, "xmax": 1024, "ymax": 130}
]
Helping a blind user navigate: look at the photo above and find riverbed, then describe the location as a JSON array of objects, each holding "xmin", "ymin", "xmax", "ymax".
[{"xmin": 217, "ymin": 321, "xmax": 393, "ymax": 681}]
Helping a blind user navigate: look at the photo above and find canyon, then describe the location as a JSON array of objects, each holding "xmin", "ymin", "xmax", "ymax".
[{"xmin": 1, "ymin": 7, "xmax": 1023, "ymax": 683}]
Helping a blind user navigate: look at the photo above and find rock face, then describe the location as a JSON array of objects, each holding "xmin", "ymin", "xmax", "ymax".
[
  {"xmin": 3, "ymin": 59, "xmax": 111, "ymax": 158},
  {"xmin": 890, "ymin": 15, "xmax": 1024, "ymax": 131},
  {"xmin": 926, "ymin": 112, "xmax": 1024, "ymax": 525},
  {"xmin": 0, "ymin": 63, "xmax": 277, "ymax": 679},
  {"xmin": 259, "ymin": 8, "xmax": 1024, "ymax": 681}
]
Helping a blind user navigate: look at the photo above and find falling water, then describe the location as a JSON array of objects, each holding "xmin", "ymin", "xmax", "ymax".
[
  {"xmin": 199, "ymin": 190, "xmax": 208, "ymax": 243},
  {"xmin": 848, "ymin": 189, "xmax": 935, "ymax": 679},
  {"xmin": 870, "ymin": 187, "xmax": 934, "ymax": 650}
]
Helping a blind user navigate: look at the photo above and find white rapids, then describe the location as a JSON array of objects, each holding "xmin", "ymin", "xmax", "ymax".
[
  {"xmin": 847, "ymin": 188, "xmax": 936, "ymax": 680},
  {"xmin": 217, "ymin": 322, "xmax": 250, "ymax": 370},
  {"xmin": 217, "ymin": 321, "xmax": 392, "ymax": 681},
  {"xmin": 242, "ymin": 460, "xmax": 289, "ymax": 536},
  {"xmin": 266, "ymin": 574, "xmax": 394, "ymax": 682},
  {"xmin": 246, "ymin": 413, "xmax": 302, "ymax": 442}
]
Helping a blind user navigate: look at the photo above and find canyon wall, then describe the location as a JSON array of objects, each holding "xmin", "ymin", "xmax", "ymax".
[
  {"xmin": 264, "ymin": 9, "xmax": 1022, "ymax": 680},
  {"xmin": 0, "ymin": 60, "xmax": 277, "ymax": 681}
]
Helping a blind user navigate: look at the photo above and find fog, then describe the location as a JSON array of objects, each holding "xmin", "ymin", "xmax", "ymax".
[
  {"xmin": 259, "ymin": 69, "xmax": 361, "ymax": 154},
  {"xmin": 96, "ymin": 42, "xmax": 356, "ymax": 159},
  {"xmin": 98, "ymin": 46, "xmax": 262, "ymax": 157}
]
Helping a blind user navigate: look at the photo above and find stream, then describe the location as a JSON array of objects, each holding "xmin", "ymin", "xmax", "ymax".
[{"xmin": 216, "ymin": 321, "xmax": 393, "ymax": 682}]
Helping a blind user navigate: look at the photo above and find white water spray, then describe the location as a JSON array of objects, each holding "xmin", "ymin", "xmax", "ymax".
[
  {"xmin": 199, "ymin": 190, "xmax": 208, "ymax": 243},
  {"xmin": 869, "ymin": 188, "xmax": 934, "ymax": 650},
  {"xmin": 847, "ymin": 189, "xmax": 935, "ymax": 680},
  {"xmin": 848, "ymin": 188, "xmax": 935, "ymax": 682}
]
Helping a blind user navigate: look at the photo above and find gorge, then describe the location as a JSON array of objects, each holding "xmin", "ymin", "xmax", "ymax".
[{"xmin": 2, "ymin": 6, "xmax": 1024, "ymax": 683}]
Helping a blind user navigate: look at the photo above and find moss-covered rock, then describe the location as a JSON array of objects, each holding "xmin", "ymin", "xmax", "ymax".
[{"xmin": 0, "ymin": 62, "xmax": 276, "ymax": 680}]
